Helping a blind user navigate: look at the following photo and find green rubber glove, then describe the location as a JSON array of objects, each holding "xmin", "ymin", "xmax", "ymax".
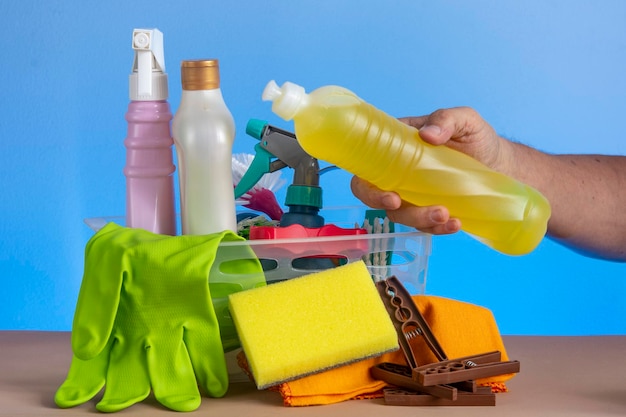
[{"xmin": 55, "ymin": 222, "xmax": 264, "ymax": 412}]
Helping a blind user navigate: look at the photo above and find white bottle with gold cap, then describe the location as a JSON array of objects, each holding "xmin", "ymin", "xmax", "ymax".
[{"xmin": 172, "ymin": 59, "xmax": 237, "ymax": 234}]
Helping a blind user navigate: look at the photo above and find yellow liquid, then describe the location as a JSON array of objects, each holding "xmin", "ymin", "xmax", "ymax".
[{"xmin": 292, "ymin": 86, "xmax": 551, "ymax": 255}]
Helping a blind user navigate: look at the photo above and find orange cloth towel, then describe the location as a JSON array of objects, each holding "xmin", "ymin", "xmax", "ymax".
[{"xmin": 237, "ymin": 295, "xmax": 515, "ymax": 406}]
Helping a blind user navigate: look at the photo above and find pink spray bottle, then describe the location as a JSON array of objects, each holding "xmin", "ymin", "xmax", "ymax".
[{"xmin": 124, "ymin": 28, "xmax": 176, "ymax": 234}]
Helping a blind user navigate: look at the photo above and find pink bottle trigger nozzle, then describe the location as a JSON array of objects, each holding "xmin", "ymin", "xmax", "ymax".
[{"xmin": 130, "ymin": 28, "xmax": 168, "ymax": 101}]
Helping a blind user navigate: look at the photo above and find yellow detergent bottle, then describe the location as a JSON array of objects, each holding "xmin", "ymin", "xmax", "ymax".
[{"xmin": 262, "ymin": 80, "xmax": 551, "ymax": 255}]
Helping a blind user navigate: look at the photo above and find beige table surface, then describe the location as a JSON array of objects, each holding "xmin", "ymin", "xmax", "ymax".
[{"xmin": 1, "ymin": 331, "xmax": 625, "ymax": 416}]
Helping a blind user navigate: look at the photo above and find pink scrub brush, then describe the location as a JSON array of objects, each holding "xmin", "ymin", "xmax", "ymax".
[{"xmin": 232, "ymin": 153, "xmax": 286, "ymax": 221}]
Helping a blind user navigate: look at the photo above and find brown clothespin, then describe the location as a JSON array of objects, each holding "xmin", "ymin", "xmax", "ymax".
[
  {"xmin": 383, "ymin": 386, "xmax": 496, "ymax": 407},
  {"xmin": 370, "ymin": 276, "xmax": 520, "ymax": 406}
]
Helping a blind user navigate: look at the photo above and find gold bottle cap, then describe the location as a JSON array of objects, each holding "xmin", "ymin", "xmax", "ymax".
[{"xmin": 180, "ymin": 59, "xmax": 220, "ymax": 91}]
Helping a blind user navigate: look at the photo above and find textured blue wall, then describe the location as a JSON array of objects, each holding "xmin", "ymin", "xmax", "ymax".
[{"xmin": 1, "ymin": 0, "xmax": 624, "ymax": 334}]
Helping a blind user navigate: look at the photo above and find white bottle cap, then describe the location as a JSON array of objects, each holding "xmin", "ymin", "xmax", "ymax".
[
  {"xmin": 129, "ymin": 28, "xmax": 168, "ymax": 101},
  {"xmin": 262, "ymin": 80, "xmax": 308, "ymax": 121}
]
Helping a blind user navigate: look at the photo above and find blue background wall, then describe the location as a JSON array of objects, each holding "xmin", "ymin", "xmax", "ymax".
[{"xmin": 1, "ymin": 0, "xmax": 624, "ymax": 334}]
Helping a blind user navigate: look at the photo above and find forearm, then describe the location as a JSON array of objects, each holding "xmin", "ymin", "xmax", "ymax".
[{"xmin": 496, "ymin": 139, "xmax": 626, "ymax": 261}]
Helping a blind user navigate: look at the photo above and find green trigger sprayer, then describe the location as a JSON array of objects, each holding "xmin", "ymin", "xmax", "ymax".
[{"xmin": 234, "ymin": 119, "xmax": 336, "ymax": 228}]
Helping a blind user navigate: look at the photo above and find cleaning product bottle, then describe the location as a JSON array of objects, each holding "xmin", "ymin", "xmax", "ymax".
[
  {"xmin": 124, "ymin": 28, "xmax": 176, "ymax": 235},
  {"xmin": 235, "ymin": 119, "xmax": 324, "ymax": 228},
  {"xmin": 172, "ymin": 59, "xmax": 237, "ymax": 234},
  {"xmin": 262, "ymin": 81, "xmax": 551, "ymax": 256}
]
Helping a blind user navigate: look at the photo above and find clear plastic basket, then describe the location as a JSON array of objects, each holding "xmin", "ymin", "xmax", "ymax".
[{"xmin": 84, "ymin": 206, "xmax": 431, "ymax": 352}]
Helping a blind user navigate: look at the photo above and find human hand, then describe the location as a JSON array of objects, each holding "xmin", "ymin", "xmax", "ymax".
[
  {"xmin": 351, "ymin": 107, "xmax": 505, "ymax": 234},
  {"xmin": 55, "ymin": 223, "xmax": 263, "ymax": 412}
]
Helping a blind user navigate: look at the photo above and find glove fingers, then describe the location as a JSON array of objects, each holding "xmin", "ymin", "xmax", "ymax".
[
  {"xmin": 96, "ymin": 336, "xmax": 151, "ymax": 413},
  {"xmin": 55, "ymin": 350, "xmax": 108, "ymax": 408},
  {"xmin": 147, "ymin": 336, "xmax": 201, "ymax": 412},
  {"xmin": 185, "ymin": 325, "xmax": 229, "ymax": 398}
]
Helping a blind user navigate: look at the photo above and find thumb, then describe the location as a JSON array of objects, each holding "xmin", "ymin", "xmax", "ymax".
[
  {"xmin": 418, "ymin": 124, "xmax": 445, "ymax": 144},
  {"xmin": 401, "ymin": 107, "xmax": 487, "ymax": 146},
  {"xmin": 398, "ymin": 116, "xmax": 447, "ymax": 146},
  {"xmin": 72, "ymin": 223, "xmax": 125, "ymax": 359}
]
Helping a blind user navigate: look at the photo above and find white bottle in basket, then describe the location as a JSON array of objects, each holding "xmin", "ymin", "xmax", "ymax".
[{"xmin": 172, "ymin": 59, "xmax": 237, "ymax": 234}]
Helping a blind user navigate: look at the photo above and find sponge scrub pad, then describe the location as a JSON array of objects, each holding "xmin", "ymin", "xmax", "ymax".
[{"xmin": 229, "ymin": 260, "xmax": 398, "ymax": 389}]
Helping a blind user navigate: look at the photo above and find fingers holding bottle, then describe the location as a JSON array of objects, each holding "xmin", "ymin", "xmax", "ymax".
[{"xmin": 350, "ymin": 176, "xmax": 461, "ymax": 235}]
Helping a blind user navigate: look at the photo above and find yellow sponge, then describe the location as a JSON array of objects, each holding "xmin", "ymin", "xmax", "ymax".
[{"xmin": 228, "ymin": 260, "xmax": 399, "ymax": 389}]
